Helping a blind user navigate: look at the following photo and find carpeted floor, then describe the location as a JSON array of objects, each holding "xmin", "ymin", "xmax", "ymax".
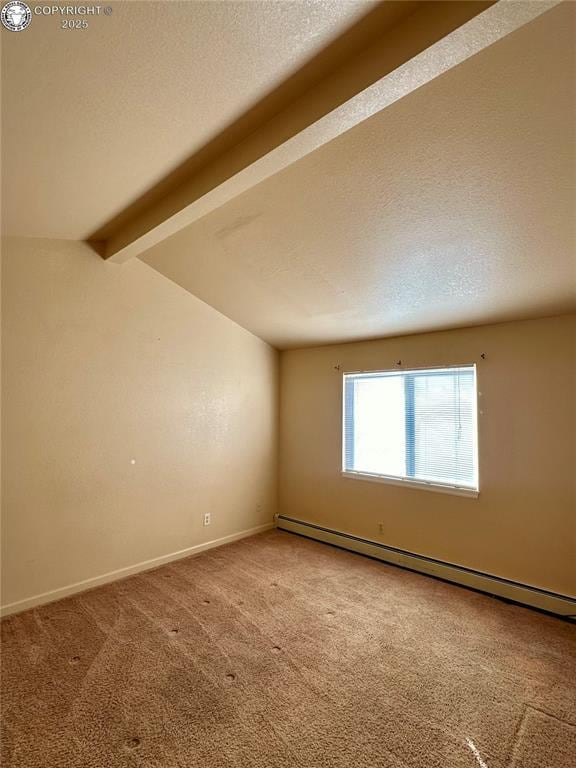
[{"xmin": 1, "ymin": 530, "xmax": 575, "ymax": 768}]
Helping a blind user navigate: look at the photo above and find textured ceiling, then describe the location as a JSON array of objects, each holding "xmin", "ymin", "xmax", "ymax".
[
  {"xmin": 140, "ymin": 3, "xmax": 576, "ymax": 349},
  {"xmin": 1, "ymin": 0, "xmax": 371, "ymax": 239}
]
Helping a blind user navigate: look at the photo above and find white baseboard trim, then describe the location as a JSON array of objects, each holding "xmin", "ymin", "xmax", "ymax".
[
  {"xmin": 277, "ymin": 515, "xmax": 576, "ymax": 618},
  {"xmin": 1, "ymin": 522, "xmax": 275, "ymax": 618}
]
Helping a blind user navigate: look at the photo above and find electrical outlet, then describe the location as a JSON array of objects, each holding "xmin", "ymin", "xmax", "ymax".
[
  {"xmin": 378, "ymin": 522, "xmax": 384, "ymax": 533},
  {"xmin": 203, "ymin": 513, "xmax": 211, "ymax": 526}
]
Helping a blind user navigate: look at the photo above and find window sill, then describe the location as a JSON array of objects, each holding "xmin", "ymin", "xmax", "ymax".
[{"xmin": 341, "ymin": 470, "xmax": 479, "ymax": 498}]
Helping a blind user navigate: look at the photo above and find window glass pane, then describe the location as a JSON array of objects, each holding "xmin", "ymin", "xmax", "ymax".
[
  {"xmin": 412, "ymin": 371, "xmax": 476, "ymax": 487},
  {"xmin": 343, "ymin": 367, "xmax": 477, "ymax": 490},
  {"xmin": 345, "ymin": 374, "xmax": 405, "ymax": 477}
]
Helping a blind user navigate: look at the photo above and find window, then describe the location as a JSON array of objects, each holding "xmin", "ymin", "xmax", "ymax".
[{"xmin": 343, "ymin": 366, "xmax": 478, "ymax": 495}]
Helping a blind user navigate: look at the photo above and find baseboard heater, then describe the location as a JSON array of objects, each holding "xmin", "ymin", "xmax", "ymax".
[{"xmin": 277, "ymin": 515, "xmax": 576, "ymax": 618}]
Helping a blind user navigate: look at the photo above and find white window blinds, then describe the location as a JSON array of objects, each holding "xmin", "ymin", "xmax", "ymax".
[{"xmin": 343, "ymin": 366, "xmax": 478, "ymax": 491}]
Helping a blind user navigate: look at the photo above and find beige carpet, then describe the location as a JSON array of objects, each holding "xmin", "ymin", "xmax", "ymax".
[{"xmin": 1, "ymin": 530, "xmax": 575, "ymax": 768}]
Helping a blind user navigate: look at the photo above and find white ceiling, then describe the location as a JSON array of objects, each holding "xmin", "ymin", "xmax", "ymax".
[
  {"xmin": 2, "ymin": 1, "xmax": 574, "ymax": 351},
  {"xmin": 139, "ymin": 3, "xmax": 576, "ymax": 349},
  {"xmin": 1, "ymin": 0, "xmax": 371, "ymax": 239}
]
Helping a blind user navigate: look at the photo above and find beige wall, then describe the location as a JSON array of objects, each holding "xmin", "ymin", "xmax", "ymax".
[
  {"xmin": 2, "ymin": 243, "xmax": 574, "ymax": 610},
  {"xmin": 279, "ymin": 315, "xmax": 576, "ymax": 597},
  {"xmin": 1, "ymin": 238, "xmax": 278, "ymax": 611}
]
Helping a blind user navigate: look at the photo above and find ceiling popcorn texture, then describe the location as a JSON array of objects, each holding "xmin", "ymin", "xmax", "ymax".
[
  {"xmin": 1, "ymin": 0, "xmax": 371, "ymax": 239},
  {"xmin": 139, "ymin": 3, "xmax": 576, "ymax": 349}
]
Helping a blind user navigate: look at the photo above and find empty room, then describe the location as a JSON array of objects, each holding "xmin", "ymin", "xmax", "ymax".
[{"xmin": 1, "ymin": 1, "xmax": 575, "ymax": 766}]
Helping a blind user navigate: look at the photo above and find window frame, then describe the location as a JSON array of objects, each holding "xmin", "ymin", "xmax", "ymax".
[{"xmin": 341, "ymin": 363, "xmax": 480, "ymax": 499}]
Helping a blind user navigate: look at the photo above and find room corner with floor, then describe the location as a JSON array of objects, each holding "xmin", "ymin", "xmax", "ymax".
[{"xmin": 1, "ymin": 2, "xmax": 575, "ymax": 767}]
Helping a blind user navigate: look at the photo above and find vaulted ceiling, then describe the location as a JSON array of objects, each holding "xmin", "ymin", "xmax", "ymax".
[
  {"xmin": 140, "ymin": 1, "xmax": 576, "ymax": 348},
  {"xmin": 2, "ymin": 1, "xmax": 575, "ymax": 349},
  {"xmin": 1, "ymin": 0, "xmax": 372, "ymax": 239}
]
